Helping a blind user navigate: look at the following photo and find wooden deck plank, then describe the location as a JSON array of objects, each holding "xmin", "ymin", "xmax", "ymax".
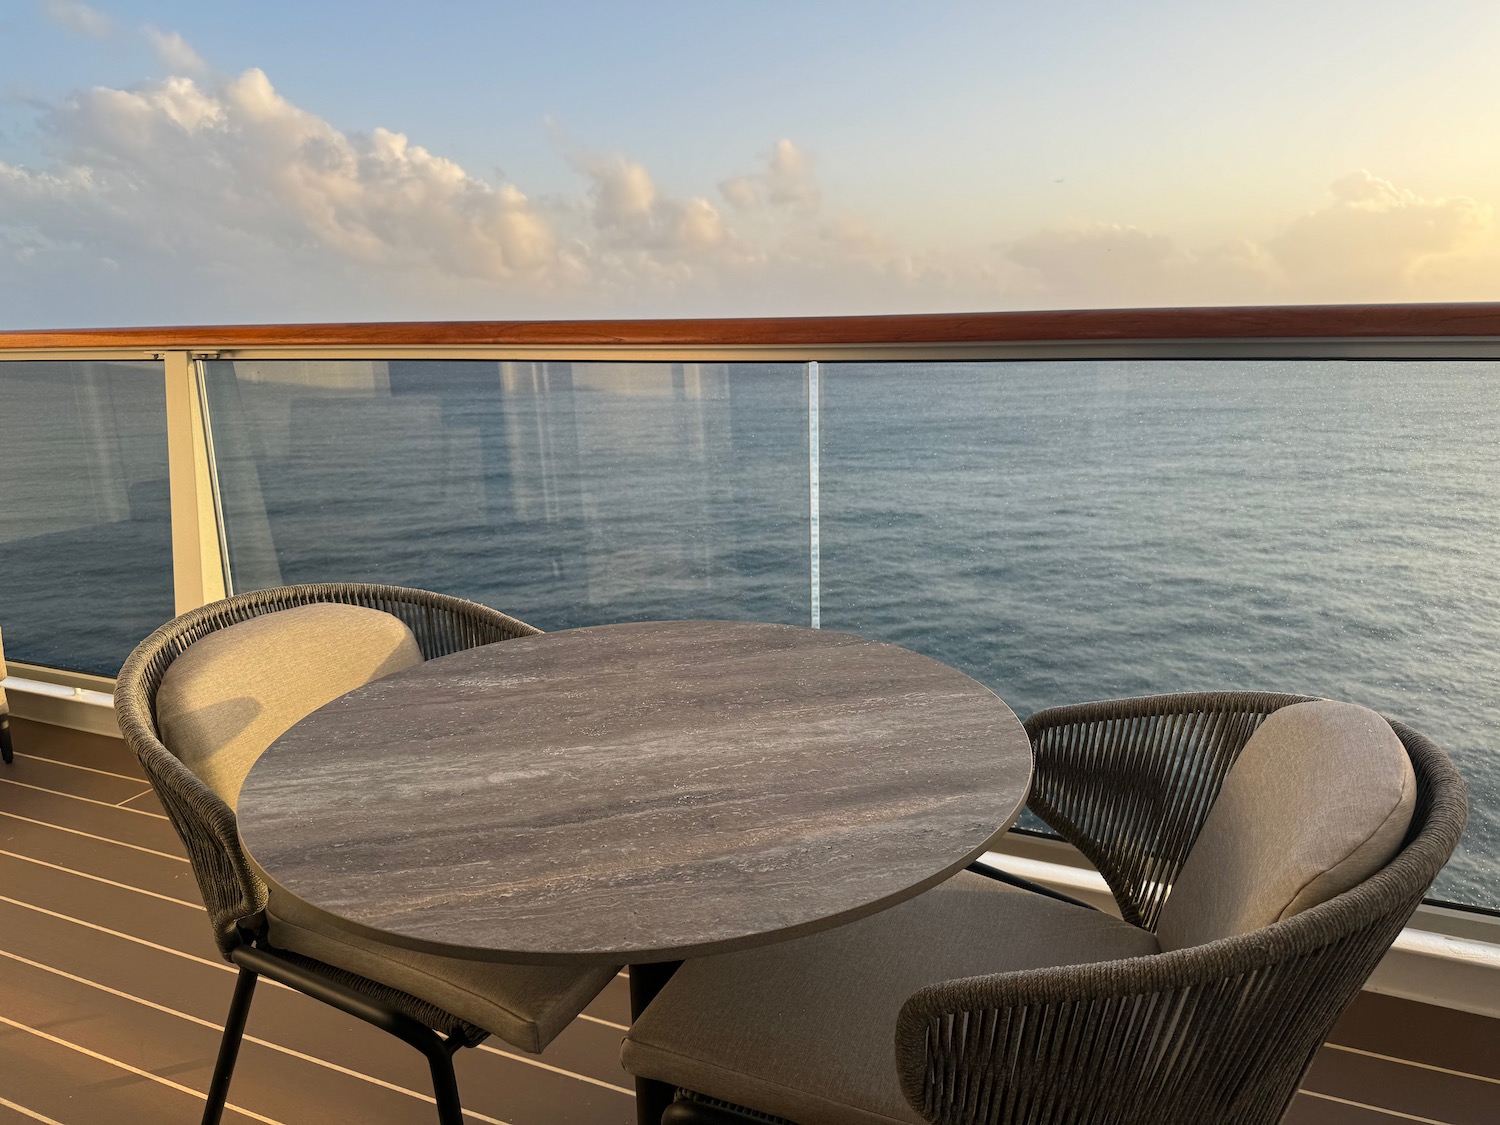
[
  {"xmin": 0, "ymin": 751, "xmax": 150, "ymax": 805},
  {"xmin": 1304, "ymin": 1046, "xmax": 1496, "ymax": 1125},
  {"xmin": 117, "ymin": 788, "xmax": 166, "ymax": 815},
  {"xmin": 0, "ymin": 776, "xmax": 182, "ymax": 853},
  {"xmin": 0, "ymin": 955, "xmax": 450, "ymax": 1125},
  {"xmin": 1329, "ymin": 992, "xmax": 1500, "ymax": 1083},
  {"xmin": 5, "ymin": 720, "xmax": 145, "ymax": 780},
  {"xmin": 0, "ymin": 1017, "xmax": 269, "ymax": 1125},
  {"xmin": 3, "ymin": 717, "xmax": 1496, "ymax": 1125},
  {"xmin": 0, "ymin": 810, "xmax": 198, "ymax": 901},
  {"xmin": 0, "ymin": 933, "xmax": 626, "ymax": 1125},
  {"xmin": 1282, "ymin": 1091, "xmax": 1436, "ymax": 1123},
  {"xmin": 0, "ymin": 881, "xmax": 638, "ymax": 1099},
  {"xmin": 0, "ymin": 851, "xmax": 223, "ymax": 962}
]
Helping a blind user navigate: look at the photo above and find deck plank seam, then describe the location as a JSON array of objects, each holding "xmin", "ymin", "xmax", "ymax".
[
  {"xmin": 1322, "ymin": 1043, "xmax": 1500, "ymax": 1087},
  {"xmin": 0, "ymin": 892, "xmax": 234, "ymax": 973},
  {"xmin": 578, "ymin": 1013, "xmax": 629, "ymax": 1032},
  {"xmin": 0, "ymin": 946, "xmax": 522, "ymax": 1124},
  {"xmin": 0, "ymin": 777, "xmax": 170, "ymax": 820},
  {"xmin": 0, "ymin": 894, "xmax": 638, "ymax": 1098},
  {"xmin": 0, "ymin": 1094, "xmax": 67, "ymax": 1125},
  {"xmin": 13, "ymin": 725, "xmax": 1485, "ymax": 1125},
  {"xmin": 0, "ymin": 841, "xmax": 1458, "ymax": 1116},
  {"xmin": 0, "ymin": 810, "xmax": 189, "ymax": 863},
  {"xmin": 9, "ymin": 752, "xmax": 147, "ymax": 784},
  {"xmin": 0, "ymin": 1013, "xmax": 284, "ymax": 1125},
  {"xmin": 0, "ymin": 849, "xmax": 204, "ymax": 910},
  {"xmin": 473, "ymin": 1043, "xmax": 633, "ymax": 1097},
  {"xmin": 0, "ymin": 1097, "xmax": 67, "ymax": 1125},
  {"xmin": 1298, "ymin": 1090, "xmax": 1458, "ymax": 1124}
]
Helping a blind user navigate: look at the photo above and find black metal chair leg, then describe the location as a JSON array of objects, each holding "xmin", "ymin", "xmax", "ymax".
[
  {"xmin": 422, "ymin": 1040, "xmax": 465, "ymax": 1125},
  {"xmin": 1, "ymin": 716, "xmax": 13, "ymax": 764},
  {"xmin": 230, "ymin": 943, "xmax": 473, "ymax": 1125},
  {"xmin": 202, "ymin": 967, "xmax": 258, "ymax": 1125}
]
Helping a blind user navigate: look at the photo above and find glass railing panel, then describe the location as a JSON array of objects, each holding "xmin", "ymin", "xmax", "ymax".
[
  {"xmin": 202, "ymin": 359, "xmax": 811, "ymax": 630},
  {"xmin": 0, "ymin": 360, "xmax": 172, "ymax": 675},
  {"xmin": 820, "ymin": 359, "xmax": 1500, "ymax": 911}
]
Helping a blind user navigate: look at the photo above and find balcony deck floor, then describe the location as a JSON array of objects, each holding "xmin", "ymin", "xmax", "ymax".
[{"xmin": 1, "ymin": 716, "xmax": 1496, "ymax": 1125}]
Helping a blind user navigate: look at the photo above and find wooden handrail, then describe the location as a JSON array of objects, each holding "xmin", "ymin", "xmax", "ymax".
[{"xmin": 5, "ymin": 303, "xmax": 1500, "ymax": 350}]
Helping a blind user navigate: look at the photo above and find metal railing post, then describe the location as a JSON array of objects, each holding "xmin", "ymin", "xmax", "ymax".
[
  {"xmin": 808, "ymin": 360, "xmax": 821, "ymax": 629},
  {"xmin": 164, "ymin": 351, "xmax": 228, "ymax": 613}
]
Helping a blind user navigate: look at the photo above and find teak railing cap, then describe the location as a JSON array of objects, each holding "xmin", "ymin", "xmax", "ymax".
[{"xmin": 5, "ymin": 302, "xmax": 1500, "ymax": 350}]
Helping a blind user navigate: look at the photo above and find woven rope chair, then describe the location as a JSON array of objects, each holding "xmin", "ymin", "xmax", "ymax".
[
  {"xmin": 114, "ymin": 583, "xmax": 606, "ymax": 1125},
  {"xmin": 647, "ymin": 691, "xmax": 1468, "ymax": 1125}
]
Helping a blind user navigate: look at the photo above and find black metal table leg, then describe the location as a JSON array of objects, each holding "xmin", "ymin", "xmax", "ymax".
[{"xmin": 629, "ymin": 961, "xmax": 682, "ymax": 1125}]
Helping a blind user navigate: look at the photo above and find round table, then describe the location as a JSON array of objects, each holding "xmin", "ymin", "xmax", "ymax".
[{"xmin": 238, "ymin": 620, "xmax": 1033, "ymax": 1122}]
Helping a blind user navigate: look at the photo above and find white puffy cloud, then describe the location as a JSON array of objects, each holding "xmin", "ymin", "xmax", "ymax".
[
  {"xmin": 585, "ymin": 156, "xmax": 657, "ymax": 227},
  {"xmin": 145, "ymin": 28, "xmax": 210, "ymax": 77},
  {"xmin": 1267, "ymin": 170, "xmax": 1492, "ymax": 299},
  {"xmin": 1, "ymin": 46, "xmax": 861, "ymax": 318},
  {"xmin": 41, "ymin": 0, "xmax": 113, "ymax": 39},
  {"xmin": 3, "ymin": 30, "xmax": 1500, "ymax": 323},
  {"xmin": 720, "ymin": 139, "xmax": 819, "ymax": 212},
  {"xmin": 2, "ymin": 66, "xmax": 558, "ymax": 292},
  {"xmin": 570, "ymin": 153, "xmax": 728, "ymax": 259}
]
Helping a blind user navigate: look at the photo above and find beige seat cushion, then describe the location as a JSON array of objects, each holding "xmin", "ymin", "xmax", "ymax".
[
  {"xmin": 623, "ymin": 872, "xmax": 1160, "ymax": 1125},
  {"xmin": 156, "ymin": 603, "xmax": 423, "ymax": 808},
  {"xmin": 266, "ymin": 893, "xmax": 619, "ymax": 1053},
  {"xmin": 1156, "ymin": 700, "xmax": 1416, "ymax": 952}
]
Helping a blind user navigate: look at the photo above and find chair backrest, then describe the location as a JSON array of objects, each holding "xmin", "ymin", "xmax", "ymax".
[
  {"xmin": 114, "ymin": 583, "xmax": 539, "ymax": 956},
  {"xmin": 1155, "ymin": 699, "xmax": 1417, "ymax": 951},
  {"xmin": 898, "ymin": 709, "xmax": 1468, "ymax": 1125},
  {"xmin": 155, "ymin": 602, "xmax": 423, "ymax": 808},
  {"xmin": 1026, "ymin": 691, "xmax": 1314, "ymax": 931}
]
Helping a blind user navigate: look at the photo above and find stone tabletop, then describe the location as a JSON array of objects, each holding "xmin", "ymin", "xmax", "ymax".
[{"xmin": 238, "ymin": 620, "xmax": 1032, "ymax": 965}]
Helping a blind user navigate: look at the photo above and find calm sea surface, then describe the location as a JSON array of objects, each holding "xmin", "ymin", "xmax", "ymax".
[{"xmin": 3, "ymin": 358, "xmax": 1496, "ymax": 909}]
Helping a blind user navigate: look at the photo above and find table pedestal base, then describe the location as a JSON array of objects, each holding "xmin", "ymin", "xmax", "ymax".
[{"xmin": 629, "ymin": 961, "xmax": 683, "ymax": 1125}]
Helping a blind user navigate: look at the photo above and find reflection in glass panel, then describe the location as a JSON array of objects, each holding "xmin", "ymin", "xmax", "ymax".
[
  {"xmin": 820, "ymin": 359, "xmax": 1500, "ymax": 910},
  {"xmin": 0, "ymin": 360, "xmax": 172, "ymax": 675},
  {"xmin": 203, "ymin": 359, "xmax": 810, "ymax": 630}
]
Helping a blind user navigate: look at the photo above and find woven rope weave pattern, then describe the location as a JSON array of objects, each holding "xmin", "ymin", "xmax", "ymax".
[
  {"xmin": 114, "ymin": 583, "xmax": 539, "ymax": 1046},
  {"xmin": 892, "ymin": 693, "xmax": 1467, "ymax": 1125}
]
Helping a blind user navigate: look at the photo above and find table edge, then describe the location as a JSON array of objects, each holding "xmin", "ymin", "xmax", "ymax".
[{"xmin": 243, "ymin": 794, "xmax": 1030, "ymax": 967}]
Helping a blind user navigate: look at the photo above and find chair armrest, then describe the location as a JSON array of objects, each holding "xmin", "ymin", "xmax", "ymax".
[
  {"xmin": 1023, "ymin": 691, "xmax": 1314, "ymax": 929},
  {"xmin": 896, "ymin": 719, "xmax": 1468, "ymax": 1125},
  {"xmin": 112, "ymin": 582, "xmax": 540, "ymax": 958},
  {"xmin": 896, "ymin": 902, "xmax": 1386, "ymax": 1125}
]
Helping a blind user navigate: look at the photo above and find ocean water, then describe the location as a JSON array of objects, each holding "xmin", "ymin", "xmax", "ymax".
[
  {"xmin": 1, "ymin": 356, "xmax": 1496, "ymax": 909},
  {"xmin": 817, "ymin": 361, "xmax": 1500, "ymax": 910}
]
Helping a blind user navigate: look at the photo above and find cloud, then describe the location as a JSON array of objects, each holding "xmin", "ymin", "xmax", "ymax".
[
  {"xmin": 2, "ymin": 37, "xmax": 857, "ymax": 318},
  {"xmin": 582, "ymin": 156, "xmax": 656, "ymax": 227},
  {"xmin": 3, "ymin": 31, "xmax": 1500, "ymax": 323},
  {"xmin": 1267, "ymin": 170, "xmax": 1492, "ymax": 299},
  {"xmin": 2, "ymin": 66, "xmax": 559, "ymax": 292},
  {"xmin": 41, "ymin": 0, "xmax": 113, "ymax": 38},
  {"xmin": 719, "ymin": 139, "xmax": 819, "ymax": 212},
  {"xmin": 145, "ymin": 28, "xmax": 210, "ymax": 77},
  {"xmin": 573, "ymin": 154, "xmax": 728, "ymax": 257},
  {"xmin": 1002, "ymin": 174, "xmax": 1499, "ymax": 308},
  {"xmin": 1007, "ymin": 223, "xmax": 1179, "ymax": 301}
]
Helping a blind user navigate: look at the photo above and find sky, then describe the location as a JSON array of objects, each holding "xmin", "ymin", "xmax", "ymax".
[{"xmin": 2, "ymin": 0, "xmax": 1499, "ymax": 326}]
